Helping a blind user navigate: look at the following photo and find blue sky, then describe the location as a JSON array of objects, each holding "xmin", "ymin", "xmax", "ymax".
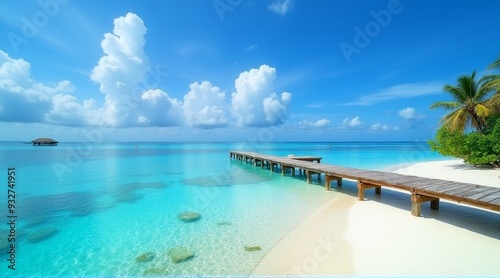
[{"xmin": 0, "ymin": 0, "xmax": 499, "ymax": 142}]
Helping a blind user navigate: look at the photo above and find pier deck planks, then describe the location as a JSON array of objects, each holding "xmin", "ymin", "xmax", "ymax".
[{"xmin": 229, "ymin": 151, "xmax": 500, "ymax": 216}]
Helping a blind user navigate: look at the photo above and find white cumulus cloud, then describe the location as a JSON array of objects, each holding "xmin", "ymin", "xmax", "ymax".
[
  {"xmin": 398, "ymin": 107, "xmax": 417, "ymax": 119},
  {"xmin": 342, "ymin": 116, "xmax": 362, "ymax": 127},
  {"xmin": 46, "ymin": 94, "xmax": 88, "ymax": 126},
  {"xmin": 231, "ymin": 65, "xmax": 292, "ymax": 127},
  {"xmin": 1, "ymin": 13, "xmax": 184, "ymax": 128},
  {"xmin": 0, "ymin": 50, "xmax": 91, "ymax": 125},
  {"xmin": 314, "ymin": 119, "xmax": 330, "ymax": 127},
  {"xmin": 88, "ymin": 12, "xmax": 183, "ymax": 127},
  {"xmin": 370, "ymin": 123, "xmax": 400, "ymax": 132},
  {"xmin": 299, "ymin": 119, "xmax": 330, "ymax": 129},
  {"xmin": 138, "ymin": 89, "xmax": 182, "ymax": 126},
  {"xmin": 398, "ymin": 107, "xmax": 425, "ymax": 128},
  {"xmin": 1, "ymin": 14, "xmax": 296, "ymax": 131},
  {"xmin": 183, "ymin": 81, "xmax": 227, "ymax": 128},
  {"xmin": 90, "ymin": 12, "xmax": 149, "ymax": 126}
]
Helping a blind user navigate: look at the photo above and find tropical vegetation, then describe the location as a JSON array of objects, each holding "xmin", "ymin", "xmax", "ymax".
[
  {"xmin": 482, "ymin": 56, "xmax": 500, "ymax": 113},
  {"xmin": 429, "ymin": 55, "xmax": 500, "ymax": 166}
]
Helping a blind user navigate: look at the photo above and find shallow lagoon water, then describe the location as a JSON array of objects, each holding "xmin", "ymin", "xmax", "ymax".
[{"xmin": 0, "ymin": 142, "xmax": 445, "ymax": 276}]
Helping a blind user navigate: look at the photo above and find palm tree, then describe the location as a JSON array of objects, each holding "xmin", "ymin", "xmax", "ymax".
[
  {"xmin": 430, "ymin": 71, "xmax": 491, "ymax": 134},
  {"xmin": 482, "ymin": 56, "xmax": 500, "ymax": 113}
]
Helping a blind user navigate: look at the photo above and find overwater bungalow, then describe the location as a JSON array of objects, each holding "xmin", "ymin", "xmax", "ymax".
[{"xmin": 31, "ymin": 138, "xmax": 59, "ymax": 146}]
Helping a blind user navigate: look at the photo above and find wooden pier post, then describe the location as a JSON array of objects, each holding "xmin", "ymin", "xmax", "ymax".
[
  {"xmin": 270, "ymin": 162, "xmax": 276, "ymax": 172},
  {"xmin": 305, "ymin": 171, "xmax": 321, "ymax": 184},
  {"xmin": 357, "ymin": 181, "xmax": 381, "ymax": 201},
  {"xmin": 411, "ymin": 193, "xmax": 440, "ymax": 216},
  {"xmin": 325, "ymin": 175, "xmax": 332, "ymax": 190},
  {"xmin": 229, "ymin": 151, "xmax": 500, "ymax": 217},
  {"xmin": 281, "ymin": 166, "xmax": 295, "ymax": 176},
  {"xmin": 431, "ymin": 199, "xmax": 440, "ymax": 210},
  {"xmin": 357, "ymin": 181, "xmax": 365, "ymax": 200},
  {"xmin": 325, "ymin": 175, "xmax": 342, "ymax": 191}
]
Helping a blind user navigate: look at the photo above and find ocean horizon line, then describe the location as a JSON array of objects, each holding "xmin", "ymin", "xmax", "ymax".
[{"xmin": 0, "ymin": 140, "xmax": 433, "ymax": 144}]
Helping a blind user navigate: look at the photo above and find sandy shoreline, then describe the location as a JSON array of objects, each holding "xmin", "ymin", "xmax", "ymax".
[
  {"xmin": 251, "ymin": 159, "xmax": 500, "ymax": 276},
  {"xmin": 389, "ymin": 159, "xmax": 500, "ymax": 187}
]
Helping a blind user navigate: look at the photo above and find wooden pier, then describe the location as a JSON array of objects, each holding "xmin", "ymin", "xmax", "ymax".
[{"xmin": 229, "ymin": 151, "xmax": 500, "ymax": 216}]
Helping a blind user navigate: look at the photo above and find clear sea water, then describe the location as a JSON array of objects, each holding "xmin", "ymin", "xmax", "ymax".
[{"xmin": 0, "ymin": 141, "xmax": 447, "ymax": 276}]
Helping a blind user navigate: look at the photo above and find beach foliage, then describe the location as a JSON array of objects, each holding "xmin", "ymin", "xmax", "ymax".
[
  {"xmin": 482, "ymin": 55, "xmax": 500, "ymax": 113},
  {"xmin": 430, "ymin": 71, "xmax": 492, "ymax": 134},
  {"xmin": 429, "ymin": 55, "xmax": 500, "ymax": 166},
  {"xmin": 429, "ymin": 116, "xmax": 500, "ymax": 166}
]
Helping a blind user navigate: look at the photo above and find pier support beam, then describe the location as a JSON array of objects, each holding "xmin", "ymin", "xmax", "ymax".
[
  {"xmin": 357, "ymin": 181, "xmax": 382, "ymax": 201},
  {"xmin": 411, "ymin": 194, "xmax": 440, "ymax": 216},
  {"xmin": 270, "ymin": 162, "xmax": 277, "ymax": 172},
  {"xmin": 305, "ymin": 171, "xmax": 321, "ymax": 184},
  {"xmin": 325, "ymin": 175, "xmax": 342, "ymax": 191},
  {"xmin": 281, "ymin": 166, "xmax": 295, "ymax": 176}
]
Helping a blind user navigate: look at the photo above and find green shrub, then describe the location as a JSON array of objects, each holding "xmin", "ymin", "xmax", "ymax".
[{"xmin": 428, "ymin": 116, "xmax": 500, "ymax": 166}]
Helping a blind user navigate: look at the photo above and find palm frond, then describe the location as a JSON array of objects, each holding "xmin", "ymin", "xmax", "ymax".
[
  {"xmin": 475, "ymin": 87, "xmax": 494, "ymax": 102},
  {"xmin": 439, "ymin": 108, "xmax": 467, "ymax": 133},
  {"xmin": 458, "ymin": 71, "xmax": 478, "ymax": 99},
  {"xmin": 434, "ymin": 70, "xmax": 495, "ymax": 133},
  {"xmin": 482, "ymin": 83, "xmax": 500, "ymax": 94},
  {"xmin": 487, "ymin": 56, "xmax": 500, "ymax": 71},
  {"xmin": 430, "ymin": 101, "xmax": 461, "ymax": 110},
  {"xmin": 474, "ymin": 103, "xmax": 491, "ymax": 118},
  {"xmin": 486, "ymin": 92, "xmax": 500, "ymax": 113},
  {"xmin": 443, "ymin": 84, "xmax": 467, "ymax": 103},
  {"xmin": 480, "ymin": 74, "xmax": 500, "ymax": 84},
  {"xmin": 480, "ymin": 74, "xmax": 500, "ymax": 95}
]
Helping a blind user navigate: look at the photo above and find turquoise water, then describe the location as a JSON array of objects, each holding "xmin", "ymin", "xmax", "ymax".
[{"xmin": 0, "ymin": 142, "xmax": 446, "ymax": 276}]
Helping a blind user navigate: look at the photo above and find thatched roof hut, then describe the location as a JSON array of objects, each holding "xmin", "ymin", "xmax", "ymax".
[{"xmin": 31, "ymin": 138, "xmax": 59, "ymax": 146}]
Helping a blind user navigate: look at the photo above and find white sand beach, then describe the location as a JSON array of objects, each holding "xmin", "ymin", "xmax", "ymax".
[{"xmin": 252, "ymin": 159, "xmax": 500, "ymax": 276}]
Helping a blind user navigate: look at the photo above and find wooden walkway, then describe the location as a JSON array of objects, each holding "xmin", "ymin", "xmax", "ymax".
[{"xmin": 229, "ymin": 151, "xmax": 500, "ymax": 216}]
